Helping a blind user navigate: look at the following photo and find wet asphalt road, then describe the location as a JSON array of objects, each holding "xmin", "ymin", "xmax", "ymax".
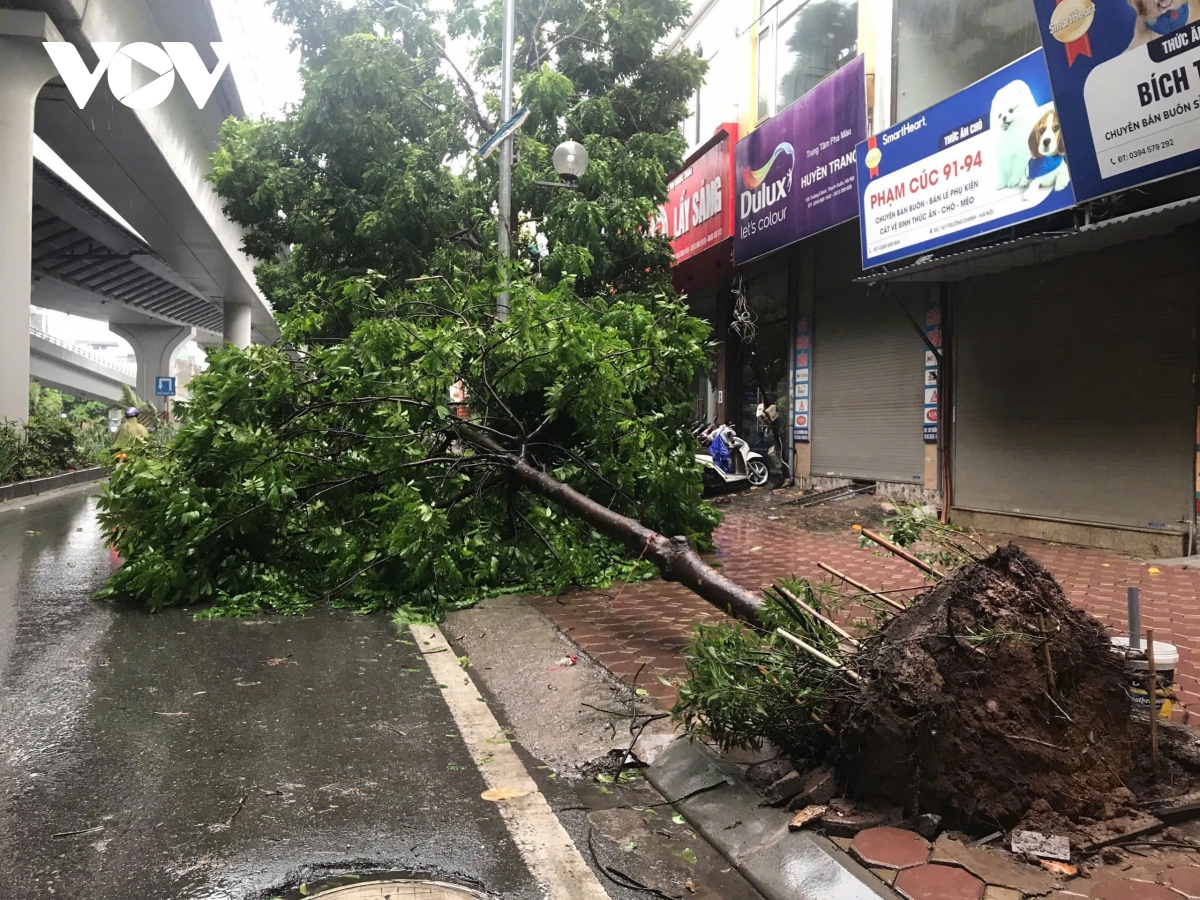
[{"xmin": 0, "ymin": 487, "xmax": 541, "ymax": 899}]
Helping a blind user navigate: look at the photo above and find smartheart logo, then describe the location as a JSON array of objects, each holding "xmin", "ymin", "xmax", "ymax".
[{"xmin": 43, "ymin": 42, "xmax": 231, "ymax": 110}]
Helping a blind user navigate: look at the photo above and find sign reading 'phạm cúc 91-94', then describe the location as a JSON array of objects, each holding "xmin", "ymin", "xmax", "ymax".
[
  {"xmin": 733, "ymin": 55, "xmax": 867, "ymax": 266},
  {"xmin": 855, "ymin": 50, "xmax": 1076, "ymax": 268},
  {"xmin": 1033, "ymin": 0, "xmax": 1200, "ymax": 201}
]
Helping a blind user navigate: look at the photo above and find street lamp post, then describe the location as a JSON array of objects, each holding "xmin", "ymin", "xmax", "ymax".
[
  {"xmin": 493, "ymin": 5, "xmax": 589, "ymax": 319},
  {"xmin": 496, "ymin": 0, "xmax": 516, "ymax": 321}
]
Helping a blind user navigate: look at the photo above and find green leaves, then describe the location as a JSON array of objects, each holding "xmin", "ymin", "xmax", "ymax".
[
  {"xmin": 97, "ymin": 0, "xmax": 717, "ymax": 621},
  {"xmin": 98, "ymin": 275, "xmax": 717, "ymax": 619}
]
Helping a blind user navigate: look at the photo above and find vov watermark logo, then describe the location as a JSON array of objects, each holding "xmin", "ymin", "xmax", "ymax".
[{"xmin": 43, "ymin": 42, "xmax": 230, "ymax": 110}]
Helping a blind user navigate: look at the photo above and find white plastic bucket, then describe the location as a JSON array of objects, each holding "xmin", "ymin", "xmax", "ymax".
[{"xmin": 1111, "ymin": 636, "xmax": 1178, "ymax": 717}]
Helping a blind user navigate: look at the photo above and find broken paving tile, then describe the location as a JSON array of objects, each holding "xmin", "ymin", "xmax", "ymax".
[
  {"xmin": 763, "ymin": 771, "xmax": 805, "ymax": 807},
  {"xmin": 982, "ymin": 888, "xmax": 1021, "ymax": 900},
  {"xmin": 788, "ymin": 805, "xmax": 826, "ymax": 832},
  {"xmin": 1010, "ymin": 830, "xmax": 1071, "ymax": 861},
  {"xmin": 1040, "ymin": 861, "xmax": 1076, "ymax": 877},
  {"xmin": 820, "ymin": 797, "xmax": 903, "ymax": 838},
  {"xmin": 787, "ymin": 766, "xmax": 836, "ymax": 810}
]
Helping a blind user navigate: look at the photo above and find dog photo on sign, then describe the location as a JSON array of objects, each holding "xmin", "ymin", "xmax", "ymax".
[
  {"xmin": 991, "ymin": 79, "xmax": 1041, "ymax": 190},
  {"xmin": 1021, "ymin": 107, "xmax": 1071, "ymax": 200},
  {"xmin": 1128, "ymin": 0, "xmax": 1198, "ymax": 50}
]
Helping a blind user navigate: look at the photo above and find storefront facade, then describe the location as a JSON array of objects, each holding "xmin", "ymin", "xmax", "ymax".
[
  {"xmin": 809, "ymin": 223, "xmax": 927, "ymax": 490},
  {"xmin": 655, "ymin": 124, "xmax": 738, "ymax": 425},
  {"xmin": 729, "ymin": 56, "xmax": 871, "ymax": 478},
  {"xmin": 947, "ymin": 234, "xmax": 1198, "ymax": 555},
  {"xmin": 853, "ymin": 9, "xmax": 1200, "ymax": 554}
]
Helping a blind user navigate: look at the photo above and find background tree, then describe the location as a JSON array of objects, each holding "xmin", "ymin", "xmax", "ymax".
[{"xmin": 98, "ymin": 0, "xmax": 775, "ymax": 622}]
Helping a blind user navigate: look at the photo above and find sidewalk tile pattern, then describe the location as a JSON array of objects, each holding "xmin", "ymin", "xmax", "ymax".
[
  {"xmin": 1091, "ymin": 881, "xmax": 1183, "ymax": 900},
  {"xmin": 852, "ymin": 826, "xmax": 932, "ymax": 870},
  {"xmin": 534, "ymin": 512, "xmax": 1200, "ymax": 717},
  {"xmin": 894, "ymin": 863, "xmax": 984, "ymax": 900},
  {"xmin": 1164, "ymin": 865, "xmax": 1200, "ymax": 898}
]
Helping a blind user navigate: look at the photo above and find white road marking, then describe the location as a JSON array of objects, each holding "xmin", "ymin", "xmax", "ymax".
[{"xmin": 412, "ymin": 624, "xmax": 610, "ymax": 900}]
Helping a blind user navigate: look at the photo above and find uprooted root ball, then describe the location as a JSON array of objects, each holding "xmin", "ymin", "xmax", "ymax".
[{"xmin": 839, "ymin": 545, "xmax": 1132, "ymax": 828}]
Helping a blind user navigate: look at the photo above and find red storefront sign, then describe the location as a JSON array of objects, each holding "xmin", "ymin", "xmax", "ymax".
[{"xmin": 651, "ymin": 125, "xmax": 737, "ymax": 265}]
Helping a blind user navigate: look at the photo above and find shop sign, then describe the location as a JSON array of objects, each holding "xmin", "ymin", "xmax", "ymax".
[
  {"xmin": 856, "ymin": 50, "xmax": 1075, "ymax": 268},
  {"xmin": 1034, "ymin": 0, "xmax": 1200, "ymax": 202},
  {"xmin": 793, "ymin": 316, "xmax": 812, "ymax": 443},
  {"xmin": 651, "ymin": 130, "xmax": 735, "ymax": 264},
  {"xmin": 733, "ymin": 55, "xmax": 867, "ymax": 266},
  {"xmin": 923, "ymin": 301, "xmax": 942, "ymax": 443}
]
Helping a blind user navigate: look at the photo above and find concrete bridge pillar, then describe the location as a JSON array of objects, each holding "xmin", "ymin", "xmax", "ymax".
[
  {"xmin": 0, "ymin": 12, "xmax": 61, "ymax": 424},
  {"xmin": 223, "ymin": 300, "xmax": 252, "ymax": 349},
  {"xmin": 110, "ymin": 324, "xmax": 196, "ymax": 413}
]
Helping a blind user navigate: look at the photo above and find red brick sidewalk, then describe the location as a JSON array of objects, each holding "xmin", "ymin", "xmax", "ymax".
[{"xmin": 532, "ymin": 511, "xmax": 1200, "ymax": 716}]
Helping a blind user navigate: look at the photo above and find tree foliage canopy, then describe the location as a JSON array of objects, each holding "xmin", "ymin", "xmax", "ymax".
[{"xmin": 98, "ymin": 0, "xmax": 721, "ymax": 619}]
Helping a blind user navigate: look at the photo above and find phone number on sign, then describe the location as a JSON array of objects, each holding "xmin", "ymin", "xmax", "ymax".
[{"xmin": 1111, "ymin": 137, "xmax": 1174, "ymax": 166}]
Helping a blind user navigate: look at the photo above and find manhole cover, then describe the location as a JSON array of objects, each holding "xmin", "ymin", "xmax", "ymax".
[{"xmin": 312, "ymin": 879, "xmax": 487, "ymax": 899}]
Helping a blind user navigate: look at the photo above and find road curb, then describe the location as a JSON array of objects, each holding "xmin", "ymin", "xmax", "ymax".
[
  {"xmin": 641, "ymin": 736, "xmax": 895, "ymax": 900},
  {"xmin": 0, "ymin": 467, "xmax": 111, "ymax": 505}
]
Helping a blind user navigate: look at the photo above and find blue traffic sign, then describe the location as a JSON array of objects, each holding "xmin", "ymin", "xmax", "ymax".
[{"xmin": 155, "ymin": 376, "xmax": 177, "ymax": 397}]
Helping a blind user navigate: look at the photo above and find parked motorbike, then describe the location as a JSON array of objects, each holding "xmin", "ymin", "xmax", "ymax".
[
  {"xmin": 694, "ymin": 422, "xmax": 770, "ymax": 495},
  {"xmin": 756, "ymin": 402, "xmax": 792, "ymax": 485}
]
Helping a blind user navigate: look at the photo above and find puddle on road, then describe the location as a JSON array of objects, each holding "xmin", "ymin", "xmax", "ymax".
[{"xmin": 271, "ymin": 873, "xmax": 488, "ymax": 898}]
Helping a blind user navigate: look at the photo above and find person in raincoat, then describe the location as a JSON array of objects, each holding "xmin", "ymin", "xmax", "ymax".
[{"xmin": 110, "ymin": 406, "xmax": 149, "ymax": 457}]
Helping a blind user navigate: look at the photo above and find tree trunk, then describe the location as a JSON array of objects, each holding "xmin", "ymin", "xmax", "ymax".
[{"xmin": 460, "ymin": 425, "xmax": 764, "ymax": 625}]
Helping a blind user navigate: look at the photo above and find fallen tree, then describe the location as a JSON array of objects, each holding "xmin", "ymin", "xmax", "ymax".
[
  {"xmin": 670, "ymin": 518, "xmax": 1195, "ymax": 834},
  {"xmin": 97, "ymin": 0, "xmax": 759, "ymax": 619}
]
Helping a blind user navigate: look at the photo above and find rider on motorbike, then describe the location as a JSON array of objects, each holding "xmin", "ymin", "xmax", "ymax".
[{"xmin": 110, "ymin": 407, "xmax": 149, "ymax": 459}]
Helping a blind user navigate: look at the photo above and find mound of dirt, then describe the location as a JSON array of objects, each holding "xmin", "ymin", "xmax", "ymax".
[{"xmin": 837, "ymin": 544, "xmax": 1133, "ymax": 828}]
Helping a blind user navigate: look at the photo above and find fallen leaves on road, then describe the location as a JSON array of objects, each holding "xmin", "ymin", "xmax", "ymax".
[{"xmin": 482, "ymin": 788, "xmax": 530, "ymax": 802}]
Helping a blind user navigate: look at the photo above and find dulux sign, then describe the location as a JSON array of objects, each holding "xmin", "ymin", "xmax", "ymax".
[
  {"xmin": 733, "ymin": 56, "xmax": 867, "ymax": 266},
  {"xmin": 43, "ymin": 42, "xmax": 231, "ymax": 110}
]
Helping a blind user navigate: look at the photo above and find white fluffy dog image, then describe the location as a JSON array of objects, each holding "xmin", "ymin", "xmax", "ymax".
[
  {"xmin": 991, "ymin": 79, "xmax": 1039, "ymax": 191},
  {"xmin": 1020, "ymin": 107, "xmax": 1071, "ymax": 201}
]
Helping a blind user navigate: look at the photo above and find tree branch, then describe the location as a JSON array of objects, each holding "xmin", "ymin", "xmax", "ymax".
[{"xmin": 454, "ymin": 422, "xmax": 763, "ymax": 625}]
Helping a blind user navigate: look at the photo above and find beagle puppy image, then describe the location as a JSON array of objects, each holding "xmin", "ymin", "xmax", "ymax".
[
  {"xmin": 1021, "ymin": 108, "xmax": 1071, "ymax": 200},
  {"xmin": 1129, "ymin": 0, "xmax": 1197, "ymax": 50}
]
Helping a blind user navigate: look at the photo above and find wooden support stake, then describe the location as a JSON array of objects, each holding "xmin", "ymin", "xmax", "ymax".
[
  {"xmin": 773, "ymin": 584, "xmax": 860, "ymax": 648},
  {"xmin": 818, "ymin": 562, "xmax": 907, "ymax": 613},
  {"xmin": 859, "ymin": 528, "xmax": 946, "ymax": 579},
  {"xmin": 1148, "ymin": 628, "xmax": 1159, "ymax": 771},
  {"xmin": 1039, "ymin": 613, "xmax": 1056, "ymax": 695},
  {"xmin": 776, "ymin": 628, "xmax": 863, "ymax": 682}
]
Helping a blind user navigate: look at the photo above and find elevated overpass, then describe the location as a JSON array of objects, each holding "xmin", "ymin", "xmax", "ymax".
[
  {"xmin": 29, "ymin": 327, "xmax": 134, "ymax": 404},
  {"xmin": 0, "ymin": 0, "xmax": 279, "ymax": 421}
]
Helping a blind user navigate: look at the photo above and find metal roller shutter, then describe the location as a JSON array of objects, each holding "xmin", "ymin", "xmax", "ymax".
[
  {"xmin": 952, "ymin": 233, "xmax": 1197, "ymax": 532},
  {"xmin": 811, "ymin": 228, "xmax": 926, "ymax": 483}
]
